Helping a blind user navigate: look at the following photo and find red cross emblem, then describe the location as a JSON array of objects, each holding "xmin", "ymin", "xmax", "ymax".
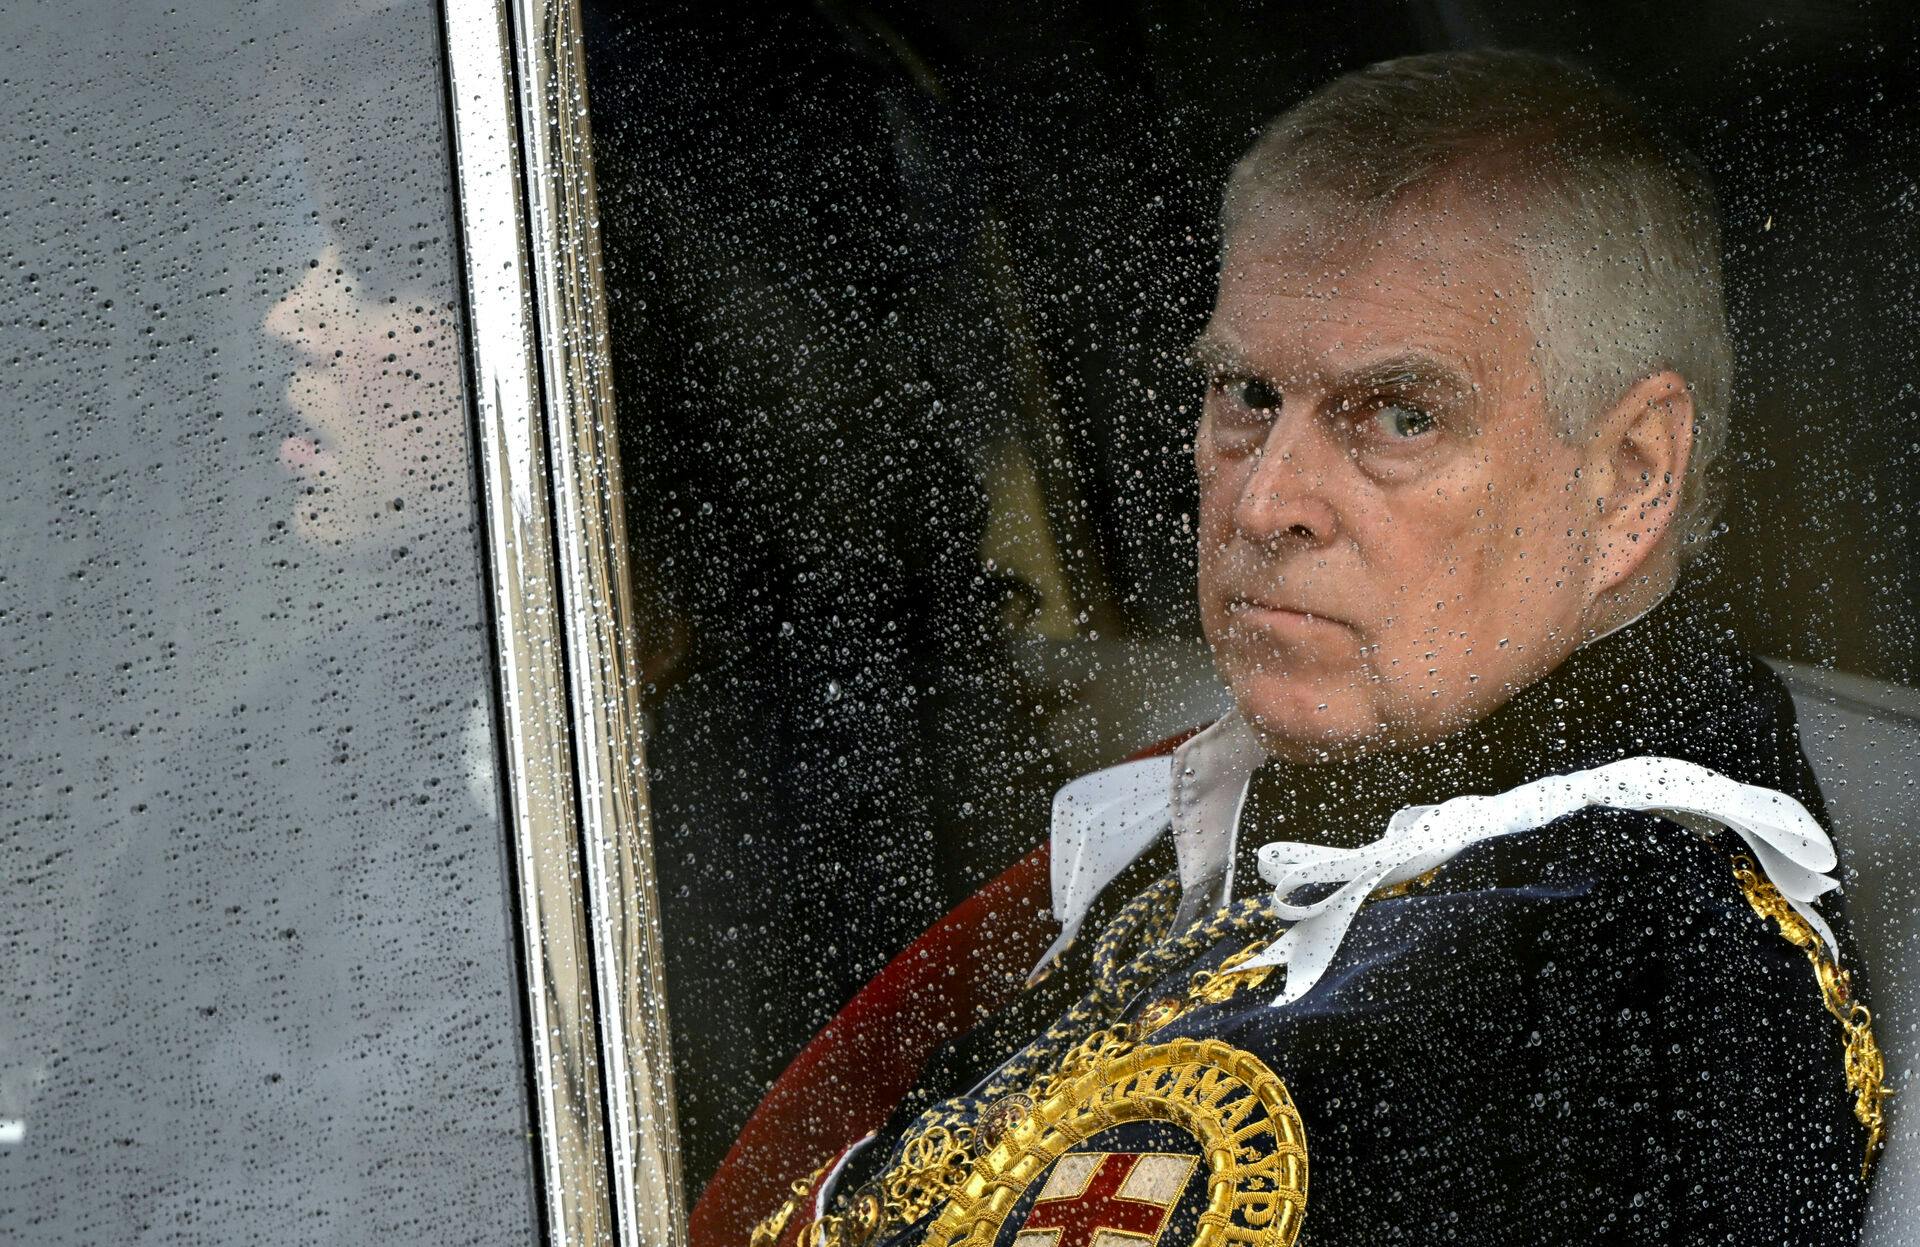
[{"xmin": 1015, "ymin": 1152, "xmax": 1195, "ymax": 1247}]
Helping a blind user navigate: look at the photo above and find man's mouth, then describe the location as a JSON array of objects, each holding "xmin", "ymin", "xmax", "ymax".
[{"xmin": 1226, "ymin": 598, "xmax": 1353, "ymax": 636}]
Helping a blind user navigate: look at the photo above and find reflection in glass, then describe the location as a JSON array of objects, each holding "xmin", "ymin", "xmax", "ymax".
[{"xmin": 0, "ymin": 2, "xmax": 536, "ymax": 1241}]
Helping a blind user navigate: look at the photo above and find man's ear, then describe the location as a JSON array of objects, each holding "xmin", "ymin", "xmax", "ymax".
[{"xmin": 1583, "ymin": 369, "xmax": 1695, "ymax": 598}]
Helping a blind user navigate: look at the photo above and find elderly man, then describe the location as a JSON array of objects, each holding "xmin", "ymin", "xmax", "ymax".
[{"xmin": 705, "ymin": 49, "xmax": 1883, "ymax": 1247}]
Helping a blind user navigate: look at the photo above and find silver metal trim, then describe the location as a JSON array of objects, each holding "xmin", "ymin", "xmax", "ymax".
[
  {"xmin": 510, "ymin": 1, "xmax": 687, "ymax": 1243},
  {"xmin": 444, "ymin": 2, "xmax": 684, "ymax": 1245},
  {"xmin": 443, "ymin": 3, "xmax": 615, "ymax": 1245}
]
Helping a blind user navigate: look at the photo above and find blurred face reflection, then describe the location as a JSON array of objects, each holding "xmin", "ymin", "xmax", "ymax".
[
  {"xmin": 1194, "ymin": 199, "xmax": 1607, "ymax": 761},
  {"xmin": 263, "ymin": 244, "xmax": 461, "ymax": 546}
]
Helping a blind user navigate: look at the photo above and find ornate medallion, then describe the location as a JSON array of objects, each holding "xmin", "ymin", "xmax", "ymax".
[{"xmin": 922, "ymin": 1038, "xmax": 1307, "ymax": 1247}]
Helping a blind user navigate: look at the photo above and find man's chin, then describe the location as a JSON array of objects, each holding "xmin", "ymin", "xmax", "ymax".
[{"xmin": 1229, "ymin": 687, "xmax": 1392, "ymax": 764}]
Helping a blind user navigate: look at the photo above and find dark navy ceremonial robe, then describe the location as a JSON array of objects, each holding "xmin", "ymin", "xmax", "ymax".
[{"xmin": 759, "ymin": 596, "xmax": 1874, "ymax": 1247}]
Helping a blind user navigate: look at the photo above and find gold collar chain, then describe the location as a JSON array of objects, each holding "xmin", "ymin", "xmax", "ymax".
[{"xmin": 1729, "ymin": 854, "xmax": 1888, "ymax": 1177}]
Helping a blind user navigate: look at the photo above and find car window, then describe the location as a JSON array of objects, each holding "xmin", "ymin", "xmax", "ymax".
[
  {"xmin": 580, "ymin": 6, "xmax": 1920, "ymax": 1237},
  {"xmin": 0, "ymin": 3, "xmax": 539, "ymax": 1242}
]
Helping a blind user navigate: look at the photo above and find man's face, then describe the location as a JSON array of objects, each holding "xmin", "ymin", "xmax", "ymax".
[{"xmin": 1195, "ymin": 203, "xmax": 1607, "ymax": 760}]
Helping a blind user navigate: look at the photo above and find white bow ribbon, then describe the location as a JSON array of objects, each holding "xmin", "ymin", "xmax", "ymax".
[{"xmin": 1239, "ymin": 755, "xmax": 1840, "ymax": 1006}]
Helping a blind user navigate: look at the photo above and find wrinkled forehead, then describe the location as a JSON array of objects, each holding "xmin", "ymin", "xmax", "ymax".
[
  {"xmin": 1223, "ymin": 173, "xmax": 1532, "ymax": 292},
  {"xmin": 1206, "ymin": 187, "xmax": 1537, "ymax": 383}
]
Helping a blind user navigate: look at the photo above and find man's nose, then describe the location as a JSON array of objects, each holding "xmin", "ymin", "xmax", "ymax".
[{"xmin": 1232, "ymin": 409, "xmax": 1341, "ymax": 548}]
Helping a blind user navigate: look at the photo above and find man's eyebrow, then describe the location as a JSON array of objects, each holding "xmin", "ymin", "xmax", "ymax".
[
  {"xmin": 1185, "ymin": 338, "xmax": 1472, "ymax": 398},
  {"xmin": 1185, "ymin": 331, "xmax": 1249, "ymax": 374},
  {"xmin": 1332, "ymin": 353, "xmax": 1473, "ymax": 396}
]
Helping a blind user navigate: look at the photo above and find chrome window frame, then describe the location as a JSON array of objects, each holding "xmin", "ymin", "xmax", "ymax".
[{"xmin": 443, "ymin": 2, "xmax": 684, "ymax": 1244}]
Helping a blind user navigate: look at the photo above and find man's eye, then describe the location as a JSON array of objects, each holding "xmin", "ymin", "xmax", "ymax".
[
  {"xmin": 1369, "ymin": 403, "xmax": 1435, "ymax": 440},
  {"xmin": 1216, "ymin": 376, "xmax": 1282, "ymax": 412}
]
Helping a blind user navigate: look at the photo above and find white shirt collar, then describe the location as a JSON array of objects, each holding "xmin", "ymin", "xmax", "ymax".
[
  {"xmin": 1033, "ymin": 707, "xmax": 1263, "ymax": 981},
  {"xmin": 1168, "ymin": 707, "xmax": 1267, "ymax": 926}
]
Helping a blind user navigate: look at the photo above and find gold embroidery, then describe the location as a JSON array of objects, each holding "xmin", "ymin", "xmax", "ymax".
[
  {"xmin": 1134, "ymin": 996, "xmax": 1186, "ymax": 1035},
  {"xmin": 1140, "ymin": 941, "xmax": 1274, "ymax": 1038},
  {"xmin": 1191, "ymin": 941, "xmax": 1279, "ymax": 1006},
  {"xmin": 976, "ymin": 1093, "xmax": 1035, "ymax": 1149},
  {"xmin": 751, "ymin": 1157, "xmax": 833, "ymax": 1247},
  {"xmin": 1369, "ymin": 866, "xmax": 1440, "ymax": 902},
  {"xmin": 1730, "ymin": 854, "xmax": 1889, "ymax": 1177},
  {"xmin": 923, "ymin": 1037, "xmax": 1307, "ymax": 1247},
  {"xmin": 880, "ymin": 1122, "xmax": 978, "ymax": 1233}
]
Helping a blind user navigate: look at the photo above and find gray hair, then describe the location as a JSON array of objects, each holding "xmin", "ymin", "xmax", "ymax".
[{"xmin": 1222, "ymin": 49, "xmax": 1730, "ymax": 556}]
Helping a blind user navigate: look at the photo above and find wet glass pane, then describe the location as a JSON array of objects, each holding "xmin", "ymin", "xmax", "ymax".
[
  {"xmin": 582, "ymin": 5, "xmax": 1919, "ymax": 1244},
  {"xmin": 0, "ymin": 3, "xmax": 537, "ymax": 1242}
]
